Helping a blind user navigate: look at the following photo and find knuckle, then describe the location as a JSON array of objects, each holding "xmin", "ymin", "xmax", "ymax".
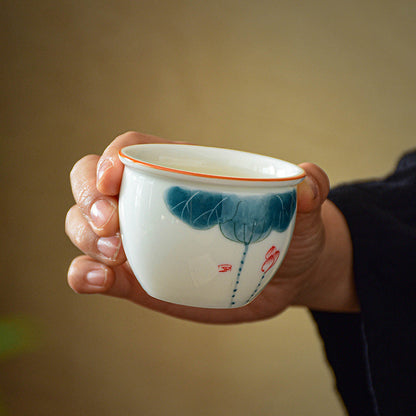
[
  {"xmin": 67, "ymin": 273, "xmax": 82, "ymax": 293},
  {"xmin": 73, "ymin": 220, "xmax": 93, "ymax": 251},
  {"xmin": 64, "ymin": 205, "xmax": 77, "ymax": 237},
  {"xmin": 118, "ymin": 131, "xmax": 139, "ymax": 140},
  {"xmin": 70, "ymin": 154, "xmax": 97, "ymax": 181},
  {"xmin": 70, "ymin": 154, "xmax": 100, "ymax": 209},
  {"xmin": 120, "ymin": 130, "xmax": 139, "ymax": 138},
  {"xmin": 76, "ymin": 179, "xmax": 95, "ymax": 209},
  {"xmin": 67, "ymin": 259, "xmax": 83, "ymax": 292},
  {"xmin": 112, "ymin": 131, "xmax": 147, "ymax": 147}
]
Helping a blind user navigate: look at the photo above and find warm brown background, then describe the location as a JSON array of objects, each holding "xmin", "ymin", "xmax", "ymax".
[{"xmin": 1, "ymin": 1, "xmax": 415, "ymax": 415}]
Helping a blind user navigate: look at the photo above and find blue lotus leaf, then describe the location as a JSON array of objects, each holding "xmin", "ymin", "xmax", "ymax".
[
  {"xmin": 219, "ymin": 197, "xmax": 273, "ymax": 244},
  {"xmin": 165, "ymin": 186, "xmax": 235, "ymax": 230},
  {"xmin": 164, "ymin": 186, "xmax": 296, "ymax": 244},
  {"xmin": 270, "ymin": 191, "xmax": 297, "ymax": 232}
]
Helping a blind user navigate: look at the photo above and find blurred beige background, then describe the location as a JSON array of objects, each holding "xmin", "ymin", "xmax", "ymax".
[{"xmin": 1, "ymin": 1, "xmax": 415, "ymax": 415}]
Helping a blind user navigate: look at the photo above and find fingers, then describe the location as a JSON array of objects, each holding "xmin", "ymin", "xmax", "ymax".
[
  {"xmin": 67, "ymin": 256, "xmax": 280, "ymax": 324},
  {"xmin": 68, "ymin": 256, "xmax": 133, "ymax": 296},
  {"xmin": 70, "ymin": 154, "xmax": 119, "ymax": 236},
  {"xmin": 96, "ymin": 131, "xmax": 172, "ymax": 196},
  {"xmin": 67, "ymin": 130, "xmax": 175, "ymax": 296},
  {"xmin": 297, "ymin": 163, "xmax": 330, "ymax": 214},
  {"xmin": 68, "ymin": 256, "xmax": 115, "ymax": 294},
  {"xmin": 65, "ymin": 204, "xmax": 126, "ymax": 265},
  {"xmin": 68, "ymin": 255, "xmax": 159, "ymax": 303}
]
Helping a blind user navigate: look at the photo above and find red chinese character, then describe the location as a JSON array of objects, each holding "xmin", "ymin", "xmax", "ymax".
[
  {"xmin": 261, "ymin": 246, "xmax": 280, "ymax": 273},
  {"xmin": 218, "ymin": 264, "xmax": 232, "ymax": 273}
]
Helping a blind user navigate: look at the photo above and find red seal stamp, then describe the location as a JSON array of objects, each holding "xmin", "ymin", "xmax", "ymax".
[{"xmin": 218, "ymin": 264, "xmax": 233, "ymax": 273}]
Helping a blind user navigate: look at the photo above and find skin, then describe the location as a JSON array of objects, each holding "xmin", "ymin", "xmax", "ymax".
[{"xmin": 65, "ymin": 131, "xmax": 359, "ymax": 324}]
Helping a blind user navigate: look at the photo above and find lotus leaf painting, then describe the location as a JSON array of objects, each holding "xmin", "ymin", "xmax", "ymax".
[{"xmin": 164, "ymin": 186, "xmax": 296, "ymax": 306}]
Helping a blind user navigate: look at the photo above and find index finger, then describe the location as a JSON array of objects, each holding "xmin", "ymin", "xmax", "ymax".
[{"xmin": 96, "ymin": 131, "xmax": 173, "ymax": 196}]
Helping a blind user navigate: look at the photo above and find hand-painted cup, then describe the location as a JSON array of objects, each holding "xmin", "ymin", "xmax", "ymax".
[{"xmin": 119, "ymin": 144, "xmax": 305, "ymax": 308}]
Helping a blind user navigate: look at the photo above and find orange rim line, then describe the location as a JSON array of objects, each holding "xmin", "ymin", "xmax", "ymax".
[{"xmin": 119, "ymin": 149, "xmax": 306, "ymax": 182}]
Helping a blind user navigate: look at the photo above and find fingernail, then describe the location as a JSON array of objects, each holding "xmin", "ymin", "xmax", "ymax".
[
  {"xmin": 90, "ymin": 199, "xmax": 116, "ymax": 229},
  {"xmin": 97, "ymin": 158, "xmax": 114, "ymax": 184},
  {"xmin": 97, "ymin": 235, "xmax": 121, "ymax": 260},
  {"xmin": 306, "ymin": 176, "xmax": 319, "ymax": 200},
  {"xmin": 86, "ymin": 268, "xmax": 107, "ymax": 286}
]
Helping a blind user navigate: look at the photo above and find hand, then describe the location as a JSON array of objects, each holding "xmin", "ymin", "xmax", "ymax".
[{"xmin": 65, "ymin": 131, "xmax": 359, "ymax": 324}]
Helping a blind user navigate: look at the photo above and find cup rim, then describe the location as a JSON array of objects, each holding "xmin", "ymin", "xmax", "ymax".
[{"xmin": 119, "ymin": 144, "xmax": 306, "ymax": 183}]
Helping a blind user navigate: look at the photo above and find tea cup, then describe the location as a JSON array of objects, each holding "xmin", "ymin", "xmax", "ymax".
[{"xmin": 119, "ymin": 144, "xmax": 305, "ymax": 308}]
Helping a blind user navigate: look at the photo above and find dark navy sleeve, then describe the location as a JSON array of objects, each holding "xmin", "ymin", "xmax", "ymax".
[{"xmin": 311, "ymin": 150, "xmax": 416, "ymax": 416}]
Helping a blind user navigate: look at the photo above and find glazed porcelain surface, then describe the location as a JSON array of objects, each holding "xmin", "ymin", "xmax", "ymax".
[{"xmin": 119, "ymin": 144, "xmax": 305, "ymax": 308}]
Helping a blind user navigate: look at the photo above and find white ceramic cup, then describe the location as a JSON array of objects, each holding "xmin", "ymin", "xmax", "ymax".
[{"xmin": 119, "ymin": 144, "xmax": 305, "ymax": 308}]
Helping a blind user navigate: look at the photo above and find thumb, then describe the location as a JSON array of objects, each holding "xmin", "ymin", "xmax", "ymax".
[{"xmin": 297, "ymin": 163, "xmax": 330, "ymax": 213}]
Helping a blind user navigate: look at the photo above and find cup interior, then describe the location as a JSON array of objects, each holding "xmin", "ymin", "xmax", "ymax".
[{"xmin": 120, "ymin": 144, "xmax": 305, "ymax": 183}]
